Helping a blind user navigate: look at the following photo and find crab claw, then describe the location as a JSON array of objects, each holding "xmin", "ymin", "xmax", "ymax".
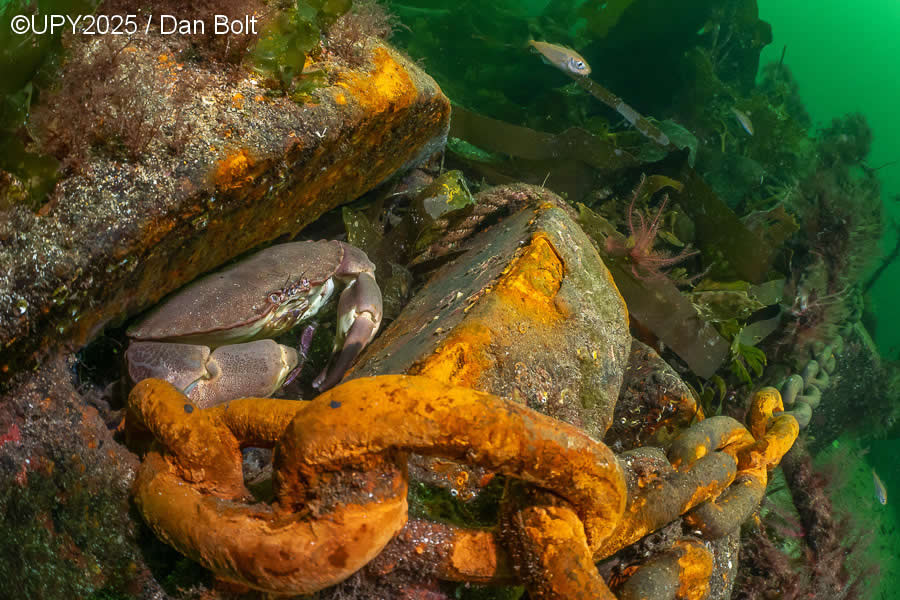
[
  {"xmin": 127, "ymin": 339, "xmax": 298, "ymax": 408},
  {"xmin": 313, "ymin": 271, "xmax": 382, "ymax": 391}
]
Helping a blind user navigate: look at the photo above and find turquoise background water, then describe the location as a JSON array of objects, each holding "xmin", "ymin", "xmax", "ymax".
[
  {"xmin": 758, "ymin": 0, "xmax": 900, "ymax": 360},
  {"xmin": 758, "ymin": 5, "xmax": 900, "ymax": 591}
]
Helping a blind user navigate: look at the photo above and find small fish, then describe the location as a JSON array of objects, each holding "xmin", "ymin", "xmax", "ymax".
[
  {"xmin": 873, "ymin": 468, "xmax": 887, "ymax": 505},
  {"xmin": 528, "ymin": 40, "xmax": 591, "ymax": 76},
  {"xmin": 731, "ymin": 107, "xmax": 754, "ymax": 135}
]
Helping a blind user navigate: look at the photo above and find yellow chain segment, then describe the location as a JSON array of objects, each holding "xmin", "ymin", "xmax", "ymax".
[
  {"xmin": 129, "ymin": 378, "xmax": 800, "ymax": 598},
  {"xmin": 129, "ymin": 379, "xmax": 407, "ymax": 595}
]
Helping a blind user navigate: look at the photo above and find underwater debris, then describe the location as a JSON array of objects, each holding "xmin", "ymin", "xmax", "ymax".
[
  {"xmin": 352, "ymin": 186, "xmax": 632, "ymax": 440},
  {"xmin": 2, "ymin": 0, "xmax": 894, "ymax": 596},
  {"xmin": 128, "ymin": 375, "xmax": 629, "ymax": 594},
  {"xmin": 125, "ymin": 365, "xmax": 799, "ymax": 597}
]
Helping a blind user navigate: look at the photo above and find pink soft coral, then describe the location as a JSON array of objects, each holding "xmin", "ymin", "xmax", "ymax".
[{"xmin": 604, "ymin": 175, "xmax": 699, "ymax": 281}]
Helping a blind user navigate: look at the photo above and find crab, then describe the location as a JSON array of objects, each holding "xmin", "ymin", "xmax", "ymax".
[{"xmin": 126, "ymin": 240, "xmax": 383, "ymax": 407}]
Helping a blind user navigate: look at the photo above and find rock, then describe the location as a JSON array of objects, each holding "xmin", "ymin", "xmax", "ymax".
[
  {"xmin": 604, "ymin": 340, "xmax": 700, "ymax": 454},
  {"xmin": 351, "ymin": 184, "xmax": 631, "ymax": 441},
  {"xmin": 0, "ymin": 36, "xmax": 449, "ymax": 384},
  {"xmin": 0, "ymin": 357, "xmax": 158, "ymax": 597}
]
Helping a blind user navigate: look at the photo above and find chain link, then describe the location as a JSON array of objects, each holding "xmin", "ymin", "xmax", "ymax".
[{"xmin": 129, "ymin": 376, "xmax": 799, "ymax": 598}]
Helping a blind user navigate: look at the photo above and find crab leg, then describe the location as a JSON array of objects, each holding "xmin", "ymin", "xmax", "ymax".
[
  {"xmin": 280, "ymin": 323, "xmax": 319, "ymax": 388},
  {"xmin": 313, "ymin": 271, "xmax": 382, "ymax": 391}
]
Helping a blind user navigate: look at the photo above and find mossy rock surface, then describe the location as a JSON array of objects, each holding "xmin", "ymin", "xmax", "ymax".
[
  {"xmin": 0, "ymin": 357, "xmax": 154, "ymax": 598},
  {"xmin": 351, "ymin": 184, "xmax": 631, "ymax": 439}
]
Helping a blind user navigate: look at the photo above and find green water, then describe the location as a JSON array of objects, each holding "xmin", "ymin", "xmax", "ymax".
[
  {"xmin": 756, "ymin": 8, "xmax": 900, "ymax": 594},
  {"xmin": 759, "ymin": 0, "xmax": 900, "ymax": 360}
]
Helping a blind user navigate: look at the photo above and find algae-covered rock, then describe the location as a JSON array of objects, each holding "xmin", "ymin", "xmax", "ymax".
[
  {"xmin": 604, "ymin": 340, "xmax": 700, "ymax": 454},
  {"xmin": 0, "ymin": 358, "xmax": 156, "ymax": 597},
  {"xmin": 351, "ymin": 184, "xmax": 631, "ymax": 440},
  {"xmin": 0, "ymin": 34, "xmax": 449, "ymax": 384}
]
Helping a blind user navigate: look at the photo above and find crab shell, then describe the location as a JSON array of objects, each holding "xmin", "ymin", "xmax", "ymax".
[{"xmin": 128, "ymin": 240, "xmax": 375, "ymax": 345}]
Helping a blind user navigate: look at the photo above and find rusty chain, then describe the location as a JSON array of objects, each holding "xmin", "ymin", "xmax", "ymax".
[
  {"xmin": 778, "ymin": 332, "xmax": 843, "ymax": 428},
  {"xmin": 128, "ymin": 376, "xmax": 798, "ymax": 599}
]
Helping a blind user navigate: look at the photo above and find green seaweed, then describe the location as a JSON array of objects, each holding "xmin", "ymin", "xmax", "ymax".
[
  {"xmin": 250, "ymin": 0, "xmax": 352, "ymax": 96},
  {"xmin": 0, "ymin": 0, "xmax": 97, "ymax": 209},
  {"xmin": 719, "ymin": 319, "xmax": 768, "ymax": 386},
  {"xmin": 446, "ymin": 136, "xmax": 504, "ymax": 164},
  {"xmin": 408, "ymin": 476, "xmax": 505, "ymax": 529},
  {"xmin": 691, "ymin": 373, "xmax": 729, "ymax": 417}
]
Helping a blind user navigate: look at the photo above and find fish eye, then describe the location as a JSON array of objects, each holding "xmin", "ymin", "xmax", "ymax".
[
  {"xmin": 268, "ymin": 292, "xmax": 281, "ymax": 304},
  {"xmin": 572, "ymin": 60, "xmax": 585, "ymax": 70}
]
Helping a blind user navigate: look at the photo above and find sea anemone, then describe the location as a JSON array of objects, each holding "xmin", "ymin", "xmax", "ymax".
[{"xmin": 604, "ymin": 175, "xmax": 699, "ymax": 281}]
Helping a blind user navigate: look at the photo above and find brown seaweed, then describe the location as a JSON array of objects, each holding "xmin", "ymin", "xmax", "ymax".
[
  {"xmin": 579, "ymin": 204, "xmax": 729, "ymax": 378},
  {"xmin": 449, "ymin": 104, "xmax": 639, "ymax": 172}
]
